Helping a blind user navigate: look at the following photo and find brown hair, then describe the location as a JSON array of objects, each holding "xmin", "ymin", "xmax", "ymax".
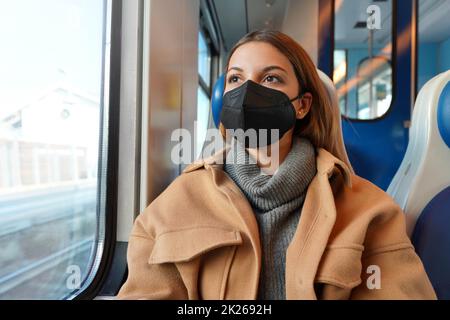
[{"xmin": 224, "ymin": 29, "xmax": 354, "ymax": 173}]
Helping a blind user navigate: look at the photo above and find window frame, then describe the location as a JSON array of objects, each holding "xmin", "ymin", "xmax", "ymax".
[
  {"xmin": 197, "ymin": 26, "xmax": 213, "ymax": 98},
  {"xmin": 333, "ymin": 0, "xmax": 397, "ymax": 122},
  {"xmin": 71, "ymin": 0, "xmax": 123, "ymax": 300},
  {"xmin": 196, "ymin": 13, "xmax": 219, "ymax": 157},
  {"xmin": 198, "ymin": 28, "xmax": 213, "ymax": 98},
  {"xmin": 196, "ymin": 27, "xmax": 213, "ymax": 159}
]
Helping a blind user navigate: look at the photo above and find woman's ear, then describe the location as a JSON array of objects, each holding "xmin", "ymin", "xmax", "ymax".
[{"xmin": 295, "ymin": 92, "xmax": 313, "ymax": 120}]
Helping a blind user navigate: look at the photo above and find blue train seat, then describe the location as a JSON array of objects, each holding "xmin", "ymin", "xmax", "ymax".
[{"xmin": 387, "ymin": 70, "xmax": 450, "ymax": 299}]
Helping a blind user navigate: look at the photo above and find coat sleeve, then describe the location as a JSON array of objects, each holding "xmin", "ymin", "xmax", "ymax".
[
  {"xmin": 350, "ymin": 245, "xmax": 437, "ymax": 299},
  {"xmin": 116, "ymin": 216, "xmax": 188, "ymax": 300},
  {"xmin": 349, "ymin": 198, "xmax": 437, "ymax": 300}
]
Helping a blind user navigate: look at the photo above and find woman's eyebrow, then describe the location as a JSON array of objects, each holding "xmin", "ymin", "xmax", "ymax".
[
  {"xmin": 226, "ymin": 65, "xmax": 288, "ymax": 74},
  {"xmin": 262, "ymin": 65, "xmax": 288, "ymax": 74},
  {"xmin": 227, "ymin": 66, "xmax": 244, "ymax": 73}
]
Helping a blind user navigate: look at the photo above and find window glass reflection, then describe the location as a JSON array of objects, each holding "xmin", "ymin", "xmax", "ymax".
[{"xmin": 334, "ymin": 0, "xmax": 393, "ymax": 120}]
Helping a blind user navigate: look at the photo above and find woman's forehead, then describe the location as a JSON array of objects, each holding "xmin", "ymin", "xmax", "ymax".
[{"xmin": 228, "ymin": 41, "xmax": 294, "ymax": 73}]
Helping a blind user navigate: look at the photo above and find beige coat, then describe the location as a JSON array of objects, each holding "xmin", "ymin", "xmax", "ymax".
[{"xmin": 117, "ymin": 147, "xmax": 437, "ymax": 300}]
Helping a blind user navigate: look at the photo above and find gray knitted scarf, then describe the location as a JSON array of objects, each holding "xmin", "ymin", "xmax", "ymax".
[{"xmin": 224, "ymin": 136, "xmax": 317, "ymax": 300}]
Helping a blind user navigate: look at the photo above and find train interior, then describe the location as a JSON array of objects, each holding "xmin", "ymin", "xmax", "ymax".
[{"xmin": 0, "ymin": 0, "xmax": 449, "ymax": 300}]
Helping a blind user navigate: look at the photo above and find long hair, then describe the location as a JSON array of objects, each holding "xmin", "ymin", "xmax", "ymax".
[{"xmin": 224, "ymin": 29, "xmax": 354, "ymax": 173}]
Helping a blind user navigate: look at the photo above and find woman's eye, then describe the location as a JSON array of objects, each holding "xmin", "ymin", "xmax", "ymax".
[
  {"xmin": 263, "ymin": 75, "xmax": 282, "ymax": 83},
  {"xmin": 227, "ymin": 75, "xmax": 240, "ymax": 83}
]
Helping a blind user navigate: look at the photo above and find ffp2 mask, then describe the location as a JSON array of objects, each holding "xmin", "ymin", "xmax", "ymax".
[{"xmin": 220, "ymin": 80, "xmax": 301, "ymax": 148}]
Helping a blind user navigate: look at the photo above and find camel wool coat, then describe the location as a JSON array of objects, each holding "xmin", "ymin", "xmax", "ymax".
[{"xmin": 117, "ymin": 147, "xmax": 437, "ymax": 300}]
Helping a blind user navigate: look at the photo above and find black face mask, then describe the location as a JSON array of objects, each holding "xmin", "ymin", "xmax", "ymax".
[{"xmin": 220, "ymin": 80, "xmax": 300, "ymax": 148}]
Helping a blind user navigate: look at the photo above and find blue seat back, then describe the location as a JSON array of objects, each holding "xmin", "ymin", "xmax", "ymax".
[{"xmin": 388, "ymin": 70, "xmax": 450, "ymax": 299}]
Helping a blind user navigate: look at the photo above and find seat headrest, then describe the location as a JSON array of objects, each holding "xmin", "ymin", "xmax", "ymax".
[
  {"xmin": 438, "ymin": 81, "xmax": 450, "ymax": 148},
  {"xmin": 211, "ymin": 74, "xmax": 225, "ymax": 128},
  {"xmin": 210, "ymin": 69, "xmax": 338, "ymax": 128}
]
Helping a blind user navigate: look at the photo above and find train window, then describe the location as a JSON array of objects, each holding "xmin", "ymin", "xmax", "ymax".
[
  {"xmin": 334, "ymin": 0, "xmax": 393, "ymax": 120},
  {"xmin": 198, "ymin": 31, "xmax": 212, "ymax": 89},
  {"xmin": 417, "ymin": 0, "xmax": 450, "ymax": 92},
  {"xmin": 197, "ymin": 87, "xmax": 210, "ymax": 158},
  {"xmin": 356, "ymin": 56, "xmax": 392, "ymax": 119},
  {"xmin": 196, "ymin": 30, "xmax": 213, "ymax": 157},
  {"xmin": 333, "ymin": 49, "xmax": 347, "ymax": 113},
  {"xmin": 0, "ymin": 0, "xmax": 111, "ymax": 299}
]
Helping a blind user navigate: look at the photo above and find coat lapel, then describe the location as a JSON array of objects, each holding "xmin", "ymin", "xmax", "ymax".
[{"xmin": 286, "ymin": 148, "xmax": 352, "ymax": 299}]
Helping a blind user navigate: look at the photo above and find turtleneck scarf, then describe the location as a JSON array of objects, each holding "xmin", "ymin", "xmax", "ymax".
[{"xmin": 223, "ymin": 136, "xmax": 317, "ymax": 300}]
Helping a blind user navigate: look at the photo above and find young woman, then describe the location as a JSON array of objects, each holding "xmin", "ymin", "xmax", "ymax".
[{"xmin": 117, "ymin": 30, "xmax": 436, "ymax": 300}]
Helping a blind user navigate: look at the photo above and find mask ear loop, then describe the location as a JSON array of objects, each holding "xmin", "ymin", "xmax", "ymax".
[
  {"xmin": 289, "ymin": 85, "xmax": 306, "ymax": 103},
  {"xmin": 291, "ymin": 74, "xmax": 307, "ymax": 102},
  {"xmin": 289, "ymin": 94, "xmax": 303, "ymax": 103},
  {"xmin": 290, "ymin": 91, "xmax": 306, "ymax": 118}
]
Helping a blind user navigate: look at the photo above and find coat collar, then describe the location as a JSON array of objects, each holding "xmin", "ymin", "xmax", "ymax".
[{"xmin": 183, "ymin": 145, "xmax": 353, "ymax": 189}]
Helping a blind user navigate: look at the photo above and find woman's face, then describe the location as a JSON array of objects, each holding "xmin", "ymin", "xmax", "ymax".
[{"xmin": 224, "ymin": 41, "xmax": 312, "ymax": 119}]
